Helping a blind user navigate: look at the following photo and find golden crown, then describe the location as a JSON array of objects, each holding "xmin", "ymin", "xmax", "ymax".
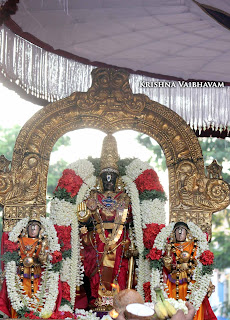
[{"xmin": 100, "ymin": 134, "xmax": 119, "ymax": 174}]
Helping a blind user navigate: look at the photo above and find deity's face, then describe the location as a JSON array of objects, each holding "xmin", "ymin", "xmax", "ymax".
[
  {"xmin": 175, "ymin": 226, "xmax": 187, "ymax": 242},
  {"xmin": 101, "ymin": 171, "xmax": 118, "ymax": 191},
  {"xmin": 27, "ymin": 221, "xmax": 41, "ymax": 238}
]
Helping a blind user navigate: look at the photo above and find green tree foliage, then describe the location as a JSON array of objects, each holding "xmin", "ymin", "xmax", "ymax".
[
  {"xmin": 0, "ymin": 125, "xmax": 21, "ymax": 160},
  {"xmin": 47, "ymin": 159, "xmax": 68, "ymax": 198},
  {"xmin": 137, "ymin": 133, "xmax": 230, "ymax": 269},
  {"xmin": 136, "ymin": 134, "xmax": 167, "ymax": 171}
]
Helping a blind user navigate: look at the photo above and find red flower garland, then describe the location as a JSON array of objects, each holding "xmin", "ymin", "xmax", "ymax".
[
  {"xmin": 146, "ymin": 247, "xmax": 162, "ymax": 261},
  {"xmin": 4, "ymin": 239, "xmax": 19, "ymax": 253},
  {"xmin": 24, "ymin": 312, "xmax": 40, "ymax": 319},
  {"xmin": 143, "ymin": 282, "xmax": 151, "ymax": 302},
  {"xmin": 143, "ymin": 223, "xmax": 165, "ymax": 249},
  {"xmin": 55, "ymin": 225, "xmax": 71, "ymax": 251},
  {"xmin": 62, "ymin": 281, "xmax": 71, "ymax": 301},
  {"xmin": 135, "ymin": 169, "xmax": 164, "ymax": 194},
  {"xmin": 24, "ymin": 311, "xmax": 76, "ymax": 319},
  {"xmin": 55, "ymin": 169, "xmax": 83, "ymax": 197},
  {"xmin": 200, "ymin": 250, "xmax": 214, "ymax": 266},
  {"xmin": 51, "ymin": 251, "xmax": 62, "ymax": 264},
  {"xmin": 50, "ymin": 311, "xmax": 76, "ymax": 319}
]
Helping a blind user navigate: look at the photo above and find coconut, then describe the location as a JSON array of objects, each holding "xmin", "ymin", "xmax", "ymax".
[
  {"xmin": 113, "ymin": 289, "xmax": 144, "ymax": 314},
  {"xmin": 124, "ymin": 303, "xmax": 155, "ymax": 319}
]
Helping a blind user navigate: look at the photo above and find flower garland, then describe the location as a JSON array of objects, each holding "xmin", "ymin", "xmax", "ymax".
[
  {"xmin": 125, "ymin": 159, "xmax": 166, "ymax": 226},
  {"xmin": 75, "ymin": 308, "xmax": 112, "ymax": 320},
  {"xmin": 68, "ymin": 159, "xmax": 95, "ymax": 181},
  {"xmin": 125, "ymin": 158, "xmax": 151, "ymax": 181},
  {"xmin": 8, "ymin": 217, "xmax": 29, "ymax": 242},
  {"xmin": 149, "ymin": 222, "xmax": 214, "ymax": 311},
  {"xmin": 50, "ymin": 199, "xmax": 75, "ymax": 226},
  {"xmin": 187, "ymin": 221, "xmax": 209, "ymax": 258},
  {"xmin": 69, "ymin": 211, "xmax": 82, "ymax": 305},
  {"xmin": 140, "ymin": 199, "xmax": 166, "ymax": 227},
  {"xmin": 40, "ymin": 217, "xmax": 60, "ymax": 252},
  {"xmin": 50, "ymin": 157, "xmax": 166, "ymax": 305},
  {"xmin": 122, "ymin": 175, "xmax": 145, "ymax": 297},
  {"xmin": 50, "ymin": 159, "xmax": 96, "ymax": 309},
  {"xmin": 5, "ymin": 218, "xmax": 61, "ymax": 318}
]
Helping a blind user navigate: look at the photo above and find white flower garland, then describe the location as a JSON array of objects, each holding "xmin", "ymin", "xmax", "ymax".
[
  {"xmin": 150, "ymin": 222, "xmax": 213, "ymax": 310},
  {"xmin": 124, "ymin": 159, "xmax": 167, "ymax": 298},
  {"xmin": 50, "ymin": 161, "xmax": 96, "ymax": 307},
  {"xmin": 60, "ymin": 257, "xmax": 71, "ymax": 283},
  {"xmin": 50, "ymin": 198, "xmax": 75, "ymax": 226},
  {"xmin": 70, "ymin": 213, "xmax": 82, "ymax": 305},
  {"xmin": 50, "ymin": 160, "xmax": 96, "ymax": 307},
  {"xmin": 75, "ymin": 309, "xmax": 100, "ymax": 320},
  {"xmin": 150, "ymin": 268, "xmax": 161, "ymax": 303},
  {"xmin": 40, "ymin": 217, "xmax": 60, "ymax": 252},
  {"xmin": 125, "ymin": 158, "xmax": 152, "ymax": 181},
  {"xmin": 187, "ymin": 266, "xmax": 211, "ymax": 311},
  {"xmin": 187, "ymin": 221, "xmax": 209, "ymax": 258},
  {"xmin": 140, "ymin": 199, "xmax": 166, "ymax": 227},
  {"xmin": 6, "ymin": 225, "xmax": 60, "ymax": 318},
  {"xmin": 58, "ymin": 304, "xmax": 73, "ymax": 313},
  {"xmin": 122, "ymin": 175, "xmax": 145, "ymax": 297},
  {"xmin": 68, "ymin": 159, "xmax": 95, "ymax": 181},
  {"xmin": 9, "ymin": 217, "xmax": 29, "ymax": 242},
  {"xmin": 154, "ymin": 223, "xmax": 175, "ymax": 251}
]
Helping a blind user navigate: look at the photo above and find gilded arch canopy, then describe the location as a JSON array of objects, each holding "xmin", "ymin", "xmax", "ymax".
[{"xmin": 0, "ymin": 68, "xmax": 229, "ymax": 236}]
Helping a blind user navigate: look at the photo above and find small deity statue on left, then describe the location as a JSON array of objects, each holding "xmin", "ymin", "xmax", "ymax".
[{"xmin": 0, "ymin": 217, "xmax": 62, "ymax": 319}]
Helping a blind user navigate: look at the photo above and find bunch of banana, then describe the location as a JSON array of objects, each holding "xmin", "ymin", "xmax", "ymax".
[{"xmin": 154, "ymin": 287, "xmax": 177, "ymax": 319}]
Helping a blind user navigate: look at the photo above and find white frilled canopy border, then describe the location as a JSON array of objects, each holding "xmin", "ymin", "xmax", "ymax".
[{"xmin": 0, "ymin": 0, "xmax": 230, "ymax": 132}]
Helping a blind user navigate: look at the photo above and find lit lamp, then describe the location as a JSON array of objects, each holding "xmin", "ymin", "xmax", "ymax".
[{"xmin": 109, "ymin": 309, "xmax": 119, "ymax": 319}]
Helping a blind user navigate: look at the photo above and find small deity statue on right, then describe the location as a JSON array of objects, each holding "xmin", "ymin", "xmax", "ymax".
[{"xmin": 163, "ymin": 222, "xmax": 216, "ymax": 320}]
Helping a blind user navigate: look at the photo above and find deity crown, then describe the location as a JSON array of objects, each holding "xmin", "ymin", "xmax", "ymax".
[{"xmin": 100, "ymin": 133, "xmax": 119, "ymax": 175}]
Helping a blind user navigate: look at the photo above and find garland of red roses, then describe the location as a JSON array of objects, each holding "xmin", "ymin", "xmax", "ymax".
[
  {"xmin": 199, "ymin": 250, "xmax": 215, "ymax": 273},
  {"xmin": 135, "ymin": 169, "xmax": 166, "ymax": 202},
  {"xmin": 54, "ymin": 225, "xmax": 72, "ymax": 307},
  {"xmin": 53, "ymin": 169, "xmax": 83, "ymax": 204}
]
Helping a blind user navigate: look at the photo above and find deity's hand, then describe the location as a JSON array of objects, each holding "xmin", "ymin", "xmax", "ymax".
[
  {"xmin": 80, "ymin": 226, "xmax": 88, "ymax": 235},
  {"xmin": 38, "ymin": 238, "xmax": 49, "ymax": 265},
  {"xmin": 80, "ymin": 227, "xmax": 91, "ymax": 246},
  {"xmin": 162, "ymin": 256, "xmax": 173, "ymax": 271},
  {"xmin": 207, "ymin": 281, "xmax": 215, "ymax": 298}
]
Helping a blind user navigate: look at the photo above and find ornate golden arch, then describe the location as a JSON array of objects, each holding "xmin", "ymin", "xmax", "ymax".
[{"xmin": 0, "ymin": 68, "xmax": 229, "ymax": 236}]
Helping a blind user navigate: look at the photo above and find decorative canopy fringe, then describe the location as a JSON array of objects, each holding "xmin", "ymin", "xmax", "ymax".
[{"xmin": 0, "ymin": 25, "xmax": 229, "ymax": 133}]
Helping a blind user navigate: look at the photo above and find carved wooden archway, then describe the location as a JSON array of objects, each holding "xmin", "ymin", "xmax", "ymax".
[{"xmin": 0, "ymin": 68, "xmax": 229, "ymax": 236}]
